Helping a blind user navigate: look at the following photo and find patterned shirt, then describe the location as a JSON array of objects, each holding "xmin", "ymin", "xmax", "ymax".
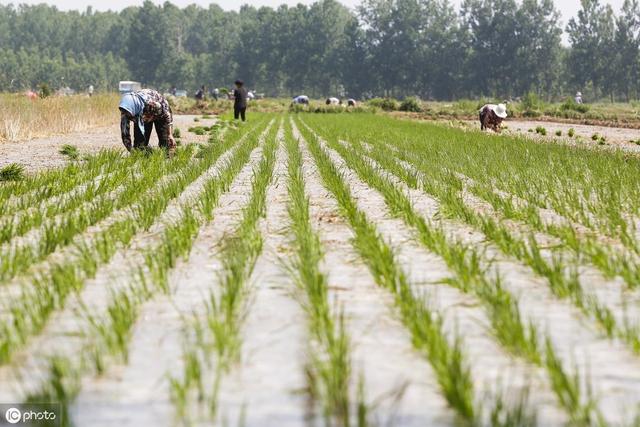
[{"xmin": 121, "ymin": 89, "xmax": 173, "ymax": 149}]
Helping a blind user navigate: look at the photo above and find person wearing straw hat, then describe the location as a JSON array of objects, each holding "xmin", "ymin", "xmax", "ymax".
[
  {"xmin": 575, "ymin": 91, "xmax": 583, "ymax": 104},
  {"xmin": 479, "ymin": 103, "xmax": 508, "ymax": 132}
]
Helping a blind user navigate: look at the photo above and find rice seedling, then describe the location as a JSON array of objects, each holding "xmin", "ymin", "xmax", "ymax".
[
  {"xmin": 0, "ymin": 119, "xmax": 270, "ymax": 365},
  {"xmin": 0, "ymin": 163, "xmax": 25, "ymax": 182},
  {"xmin": 283, "ymin": 119, "xmax": 361, "ymax": 425},
  {"xmin": 294, "ymin": 118, "xmax": 483, "ymax": 424},
  {"xmin": 59, "ymin": 144, "xmax": 80, "ymax": 160},
  {"xmin": 298, "ymin": 116, "xmax": 601, "ymax": 424},
  {"xmin": 167, "ymin": 121, "xmax": 278, "ymax": 422},
  {"xmin": 5, "ymin": 110, "xmax": 640, "ymax": 425},
  {"xmin": 20, "ymin": 118, "xmax": 274, "ymax": 423}
]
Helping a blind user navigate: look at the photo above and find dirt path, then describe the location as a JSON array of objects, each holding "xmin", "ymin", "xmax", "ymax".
[
  {"xmin": 0, "ymin": 115, "xmax": 216, "ymax": 172},
  {"xmin": 461, "ymin": 119, "xmax": 640, "ymax": 152}
]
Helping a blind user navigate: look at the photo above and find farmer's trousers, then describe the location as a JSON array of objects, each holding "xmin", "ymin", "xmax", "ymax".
[
  {"xmin": 234, "ymin": 106, "xmax": 246, "ymax": 121},
  {"xmin": 133, "ymin": 119, "xmax": 172, "ymax": 149}
]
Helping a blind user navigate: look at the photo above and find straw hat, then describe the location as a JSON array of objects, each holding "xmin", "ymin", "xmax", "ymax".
[{"xmin": 495, "ymin": 103, "xmax": 507, "ymax": 119}]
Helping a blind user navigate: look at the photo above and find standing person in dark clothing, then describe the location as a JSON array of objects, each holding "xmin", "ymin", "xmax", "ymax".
[
  {"xmin": 195, "ymin": 85, "xmax": 205, "ymax": 101},
  {"xmin": 233, "ymin": 80, "xmax": 248, "ymax": 122}
]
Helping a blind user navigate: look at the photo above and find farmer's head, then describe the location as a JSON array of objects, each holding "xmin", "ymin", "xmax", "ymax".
[{"xmin": 235, "ymin": 80, "xmax": 243, "ymax": 88}]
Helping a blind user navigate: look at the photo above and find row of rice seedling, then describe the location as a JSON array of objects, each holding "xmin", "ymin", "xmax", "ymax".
[
  {"xmin": 344, "ymin": 126, "xmax": 640, "ymax": 359},
  {"xmin": 316, "ymin": 115, "xmax": 640, "ymax": 256},
  {"xmin": 0, "ymin": 149, "xmax": 131, "ymax": 214},
  {"xmin": 0, "ymin": 119, "xmax": 269, "ymax": 365},
  {"xmin": 168, "ymin": 122, "xmax": 279, "ymax": 424},
  {"xmin": 0, "ymin": 160, "xmax": 142, "ymax": 245},
  {"xmin": 17, "ymin": 119, "xmax": 276, "ymax": 426},
  {"xmin": 297, "ymin": 116, "xmax": 602, "ymax": 425},
  {"xmin": 292, "ymin": 118, "xmax": 533, "ymax": 426},
  {"xmin": 283, "ymin": 119, "xmax": 363, "ymax": 426},
  {"xmin": 368, "ymin": 127, "xmax": 640, "ymax": 296},
  {"xmin": 0, "ymin": 147, "xmax": 196, "ymax": 284},
  {"xmin": 0, "ymin": 148, "xmax": 188, "ymax": 245},
  {"xmin": 444, "ymin": 172, "xmax": 640, "ymax": 289}
]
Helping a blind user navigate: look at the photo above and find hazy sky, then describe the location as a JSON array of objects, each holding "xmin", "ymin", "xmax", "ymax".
[{"xmin": 0, "ymin": 0, "xmax": 628, "ymax": 27}]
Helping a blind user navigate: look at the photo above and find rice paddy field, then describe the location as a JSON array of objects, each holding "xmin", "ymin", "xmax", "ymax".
[{"xmin": 2, "ymin": 111, "xmax": 640, "ymax": 427}]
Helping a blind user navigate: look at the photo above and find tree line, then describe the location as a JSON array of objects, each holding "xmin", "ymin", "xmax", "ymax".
[{"xmin": 0, "ymin": 0, "xmax": 639, "ymax": 101}]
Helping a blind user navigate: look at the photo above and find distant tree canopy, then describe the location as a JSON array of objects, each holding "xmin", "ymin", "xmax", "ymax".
[{"xmin": 0, "ymin": 0, "xmax": 639, "ymax": 101}]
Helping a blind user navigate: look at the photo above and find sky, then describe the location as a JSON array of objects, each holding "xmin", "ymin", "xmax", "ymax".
[{"xmin": 0, "ymin": 0, "xmax": 628, "ymax": 27}]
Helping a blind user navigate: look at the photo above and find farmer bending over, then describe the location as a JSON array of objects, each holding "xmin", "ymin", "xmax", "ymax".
[
  {"xmin": 479, "ymin": 103, "xmax": 507, "ymax": 132},
  {"xmin": 233, "ymin": 80, "xmax": 248, "ymax": 121},
  {"xmin": 119, "ymin": 89, "xmax": 176, "ymax": 155}
]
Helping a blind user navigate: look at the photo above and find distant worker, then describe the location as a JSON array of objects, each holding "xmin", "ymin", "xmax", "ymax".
[
  {"xmin": 479, "ymin": 103, "xmax": 507, "ymax": 132},
  {"xmin": 347, "ymin": 98, "xmax": 357, "ymax": 107},
  {"xmin": 247, "ymin": 90, "xmax": 255, "ymax": 100},
  {"xmin": 212, "ymin": 87, "xmax": 219, "ymax": 101},
  {"xmin": 326, "ymin": 97, "xmax": 340, "ymax": 105},
  {"xmin": 88, "ymin": 85, "xmax": 94, "ymax": 97},
  {"xmin": 119, "ymin": 89, "xmax": 176, "ymax": 155},
  {"xmin": 575, "ymin": 91, "xmax": 583, "ymax": 104},
  {"xmin": 293, "ymin": 95, "xmax": 309, "ymax": 105},
  {"xmin": 233, "ymin": 80, "xmax": 248, "ymax": 121},
  {"xmin": 170, "ymin": 86, "xmax": 177, "ymax": 96},
  {"xmin": 195, "ymin": 85, "xmax": 205, "ymax": 101}
]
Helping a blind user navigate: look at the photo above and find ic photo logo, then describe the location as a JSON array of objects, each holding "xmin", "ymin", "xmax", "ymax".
[
  {"xmin": 0, "ymin": 404, "xmax": 60, "ymax": 426},
  {"xmin": 4, "ymin": 408, "xmax": 20, "ymax": 424}
]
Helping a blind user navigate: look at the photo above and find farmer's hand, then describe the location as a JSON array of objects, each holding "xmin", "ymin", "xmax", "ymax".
[{"xmin": 167, "ymin": 135, "xmax": 177, "ymax": 158}]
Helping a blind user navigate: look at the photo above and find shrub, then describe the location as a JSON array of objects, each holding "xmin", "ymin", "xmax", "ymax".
[
  {"xmin": 555, "ymin": 130, "xmax": 562, "ymax": 137},
  {"xmin": 560, "ymin": 98, "xmax": 590, "ymax": 113},
  {"xmin": 535, "ymin": 126, "xmax": 547, "ymax": 136},
  {"xmin": 368, "ymin": 98, "xmax": 399, "ymax": 111},
  {"xmin": 288, "ymin": 104, "xmax": 307, "ymax": 113},
  {"xmin": 568, "ymin": 128, "xmax": 575, "ymax": 137},
  {"xmin": 38, "ymin": 83, "xmax": 52, "ymax": 99},
  {"xmin": 591, "ymin": 133, "xmax": 599, "ymax": 141},
  {"xmin": 521, "ymin": 92, "xmax": 543, "ymax": 117},
  {"xmin": 399, "ymin": 97, "xmax": 422, "ymax": 112},
  {"xmin": 0, "ymin": 163, "xmax": 25, "ymax": 181}
]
